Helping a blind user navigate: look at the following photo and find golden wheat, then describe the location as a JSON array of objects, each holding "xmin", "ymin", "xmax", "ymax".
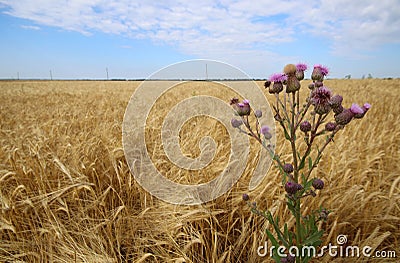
[{"xmin": 0, "ymin": 79, "xmax": 399, "ymax": 262}]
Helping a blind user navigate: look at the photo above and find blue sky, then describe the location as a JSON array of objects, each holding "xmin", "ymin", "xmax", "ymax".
[{"xmin": 0, "ymin": 0, "xmax": 399, "ymax": 79}]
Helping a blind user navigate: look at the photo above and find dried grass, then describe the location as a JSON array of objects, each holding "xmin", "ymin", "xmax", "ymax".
[{"xmin": 0, "ymin": 79, "xmax": 399, "ymax": 262}]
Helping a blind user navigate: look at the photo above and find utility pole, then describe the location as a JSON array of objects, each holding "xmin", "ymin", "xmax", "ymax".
[
  {"xmin": 106, "ymin": 67, "xmax": 109, "ymax": 80},
  {"xmin": 50, "ymin": 70, "xmax": 53, "ymax": 80}
]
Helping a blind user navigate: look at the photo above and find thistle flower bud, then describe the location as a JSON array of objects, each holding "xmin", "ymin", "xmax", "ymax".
[
  {"xmin": 281, "ymin": 254, "xmax": 295, "ymax": 263},
  {"xmin": 254, "ymin": 109, "xmax": 262, "ymax": 118},
  {"xmin": 330, "ymin": 95, "xmax": 343, "ymax": 108},
  {"xmin": 286, "ymin": 74, "xmax": 301, "ymax": 93},
  {"xmin": 283, "ymin": 64, "xmax": 297, "ymax": 75},
  {"xmin": 312, "ymin": 178, "xmax": 324, "ymax": 190},
  {"xmin": 295, "ymin": 63, "xmax": 307, "ymax": 81},
  {"xmin": 308, "ymin": 83, "xmax": 315, "ymax": 90},
  {"xmin": 300, "ymin": 120, "xmax": 312, "ymax": 132},
  {"xmin": 285, "ymin": 181, "xmax": 299, "ymax": 195},
  {"xmin": 363, "ymin": 103, "xmax": 371, "ymax": 112},
  {"xmin": 236, "ymin": 100, "xmax": 251, "ymax": 116},
  {"xmin": 260, "ymin": 125, "xmax": 272, "ymax": 139},
  {"xmin": 242, "ymin": 193, "xmax": 250, "ymax": 201},
  {"xmin": 231, "ymin": 118, "xmax": 243, "ymax": 128},
  {"xmin": 335, "ymin": 108, "xmax": 354, "ymax": 125},
  {"xmin": 311, "ymin": 64, "xmax": 329, "ymax": 82},
  {"xmin": 230, "ymin": 98, "xmax": 239, "ymax": 105},
  {"xmin": 283, "ymin": 163, "xmax": 294, "ymax": 173},
  {"xmin": 269, "ymin": 73, "xmax": 287, "ymax": 94},
  {"xmin": 296, "ymin": 183, "xmax": 304, "ymax": 191},
  {"xmin": 325, "ymin": 122, "xmax": 337, "ymax": 131},
  {"xmin": 315, "ymin": 81, "xmax": 324, "ymax": 88},
  {"xmin": 264, "ymin": 80, "xmax": 271, "ymax": 89},
  {"xmin": 333, "ymin": 104, "xmax": 344, "ymax": 114},
  {"xmin": 295, "ymin": 70, "xmax": 304, "ymax": 81}
]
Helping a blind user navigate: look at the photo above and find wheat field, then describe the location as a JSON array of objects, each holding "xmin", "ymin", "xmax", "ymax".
[{"xmin": 0, "ymin": 79, "xmax": 399, "ymax": 262}]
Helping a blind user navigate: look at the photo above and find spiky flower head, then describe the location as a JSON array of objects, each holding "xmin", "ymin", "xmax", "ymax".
[
  {"xmin": 235, "ymin": 99, "xmax": 251, "ymax": 116},
  {"xmin": 350, "ymin": 103, "xmax": 367, "ymax": 119},
  {"xmin": 283, "ymin": 64, "xmax": 297, "ymax": 75},
  {"xmin": 335, "ymin": 108, "xmax": 354, "ymax": 125},
  {"xmin": 300, "ymin": 120, "xmax": 312, "ymax": 133},
  {"xmin": 283, "ymin": 163, "xmax": 294, "ymax": 173},
  {"xmin": 269, "ymin": 73, "xmax": 287, "ymax": 94},
  {"xmin": 295, "ymin": 63, "xmax": 308, "ymax": 81},
  {"xmin": 270, "ymin": 73, "xmax": 287, "ymax": 82},
  {"xmin": 311, "ymin": 86, "xmax": 332, "ymax": 115},
  {"xmin": 330, "ymin": 94, "xmax": 343, "ymax": 108},
  {"xmin": 311, "ymin": 64, "xmax": 329, "ymax": 81},
  {"xmin": 312, "ymin": 178, "xmax": 324, "ymax": 190},
  {"xmin": 296, "ymin": 63, "xmax": 308, "ymax": 72},
  {"xmin": 285, "ymin": 181, "xmax": 300, "ymax": 195},
  {"xmin": 352, "ymin": 103, "xmax": 371, "ymax": 119},
  {"xmin": 242, "ymin": 193, "xmax": 250, "ymax": 201}
]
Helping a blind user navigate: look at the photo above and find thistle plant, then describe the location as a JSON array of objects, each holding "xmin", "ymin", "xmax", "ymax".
[{"xmin": 230, "ymin": 63, "xmax": 370, "ymax": 263}]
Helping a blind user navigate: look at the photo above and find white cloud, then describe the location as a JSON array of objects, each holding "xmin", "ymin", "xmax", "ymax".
[
  {"xmin": 1, "ymin": 0, "xmax": 399, "ymax": 75},
  {"xmin": 21, "ymin": 24, "xmax": 41, "ymax": 30}
]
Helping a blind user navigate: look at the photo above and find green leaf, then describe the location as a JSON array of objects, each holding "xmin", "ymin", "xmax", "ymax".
[
  {"xmin": 298, "ymin": 158, "xmax": 305, "ymax": 170},
  {"xmin": 303, "ymin": 230, "xmax": 324, "ymax": 247},
  {"xmin": 272, "ymin": 216, "xmax": 289, "ymax": 248},
  {"xmin": 283, "ymin": 127, "xmax": 291, "ymax": 140},
  {"xmin": 308, "ymin": 157, "xmax": 313, "ymax": 170},
  {"xmin": 266, "ymin": 229, "xmax": 282, "ymax": 262}
]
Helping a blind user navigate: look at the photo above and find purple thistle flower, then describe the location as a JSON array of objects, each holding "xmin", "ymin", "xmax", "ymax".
[
  {"xmin": 311, "ymin": 86, "xmax": 333, "ymax": 115},
  {"xmin": 242, "ymin": 193, "xmax": 250, "ymax": 201},
  {"xmin": 350, "ymin": 103, "xmax": 364, "ymax": 115},
  {"xmin": 311, "ymin": 64, "xmax": 329, "ymax": 81},
  {"xmin": 254, "ymin": 109, "xmax": 262, "ymax": 118},
  {"xmin": 352, "ymin": 103, "xmax": 371, "ymax": 119},
  {"xmin": 285, "ymin": 181, "xmax": 299, "ymax": 195},
  {"xmin": 314, "ymin": 64, "xmax": 329, "ymax": 76},
  {"xmin": 363, "ymin": 103, "xmax": 371, "ymax": 111},
  {"xmin": 270, "ymin": 73, "xmax": 287, "ymax": 83},
  {"xmin": 296, "ymin": 63, "xmax": 308, "ymax": 71}
]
